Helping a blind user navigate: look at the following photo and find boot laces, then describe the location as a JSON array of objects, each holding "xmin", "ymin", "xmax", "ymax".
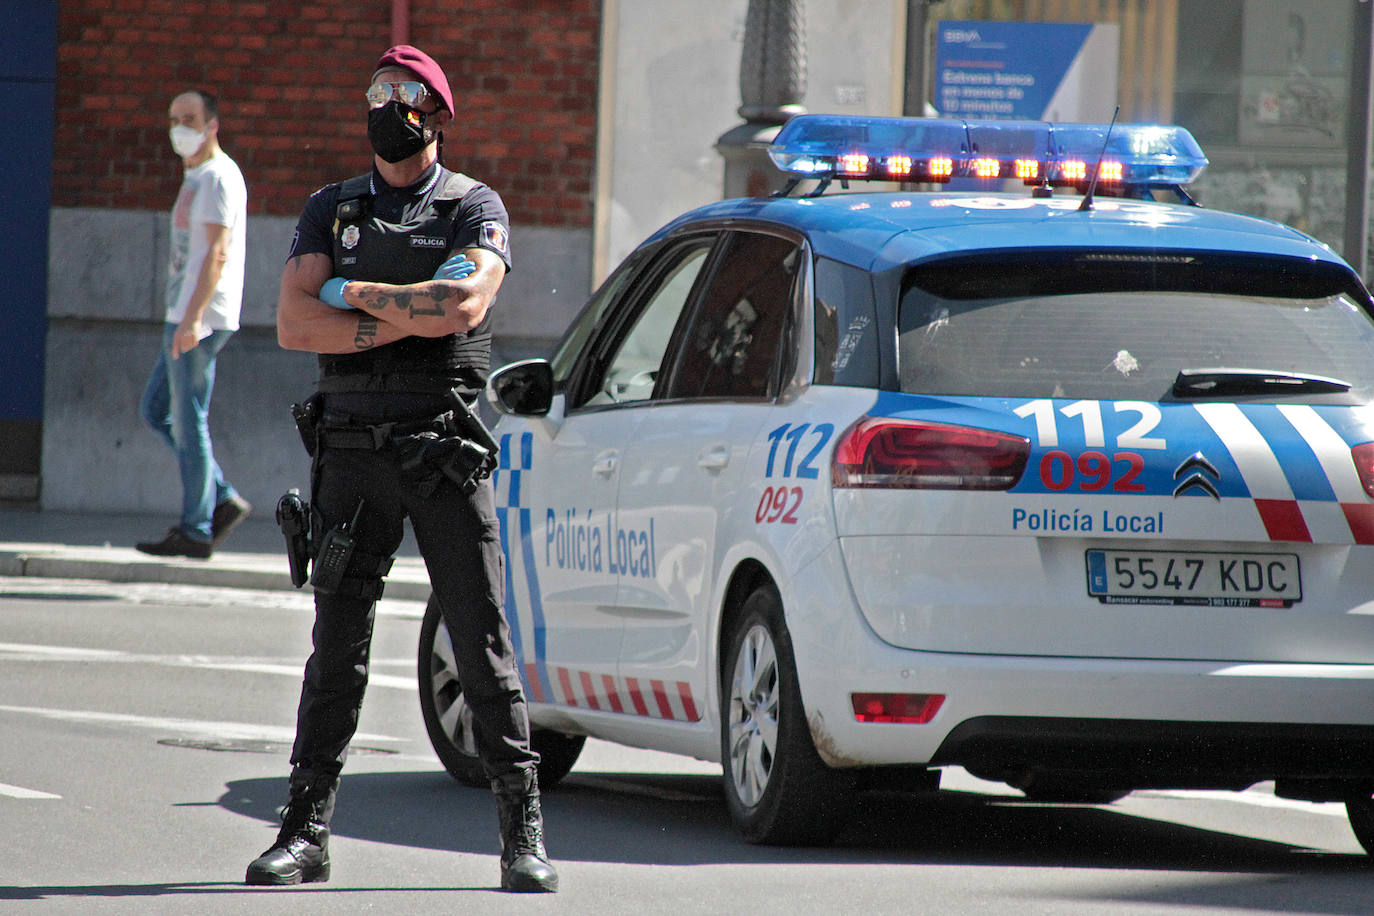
[
  {"xmin": 275, "ymin": 800, "xmax": 325, "ymax": 846},
  {"xmin": 503, "ymin": 796, "xmax": 546, "ymax": 858}
]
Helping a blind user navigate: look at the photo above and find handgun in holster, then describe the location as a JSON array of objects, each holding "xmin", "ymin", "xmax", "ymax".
[
  {"xmin": 276, "ymin": 488, "xmax": 312, "ymax": 588},
  {"xmin": 290, "ymin": 394, "xmax": 322, "ymax": 457}
]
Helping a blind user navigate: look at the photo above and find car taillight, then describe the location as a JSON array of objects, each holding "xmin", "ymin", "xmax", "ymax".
[
  {"xmin": 1353, "ymin": 442, "xmax": 1374, "ymax": 498},
  {"xmin": 832, "ymin": 417, "xmax": 1030, "ymax": 489},
  {"xmin": 851, "ymin": 693, "xmax": 945, "ymax": 724}
]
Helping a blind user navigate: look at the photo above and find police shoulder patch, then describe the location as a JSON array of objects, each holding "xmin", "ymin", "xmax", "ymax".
[{"xmin": 480, "ymin": 221, "xmax": 509, "ymax": 254}]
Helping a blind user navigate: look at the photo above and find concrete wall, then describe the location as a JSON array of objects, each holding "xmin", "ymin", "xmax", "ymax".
[
  {"xmin": 42, "ymin": 207, "xmax": 589, "ymax": 515},
  {"xmin": 597, "ymin": 0, "xmax": 906, "ymax": 281}
]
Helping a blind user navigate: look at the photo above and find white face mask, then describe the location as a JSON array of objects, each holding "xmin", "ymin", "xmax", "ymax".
[{"xmin": 169, "ymin": 124, "xmax": 207, "ymax": 158}]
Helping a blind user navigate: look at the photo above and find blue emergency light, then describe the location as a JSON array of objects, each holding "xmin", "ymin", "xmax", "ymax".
[{"xmin": 767, "ymin": 114, "xmax": 1208, "ymax": 193}]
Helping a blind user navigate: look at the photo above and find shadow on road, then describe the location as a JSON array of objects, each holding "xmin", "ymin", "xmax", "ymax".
[
  {"xmin": 219, "ymin": 768, "xmax": 1368, "ymax": 874},
  {"xmin": 1, "ymin": 772, "xmax": 1368, "ymax": 909}
]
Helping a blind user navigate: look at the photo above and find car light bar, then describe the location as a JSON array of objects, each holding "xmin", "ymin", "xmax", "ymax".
[{"xmin": 768, "ymin": 114, "xmax": 1208, "ymax": 189}]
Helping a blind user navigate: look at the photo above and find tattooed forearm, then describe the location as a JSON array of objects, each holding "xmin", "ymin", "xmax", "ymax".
[
  {"xmin": 364, "ymin": 288, "xmax": 446, "ymax": 319},
  {"xmin": 353, "ymin": 314, "xmax": 379, "ymax": 350}
]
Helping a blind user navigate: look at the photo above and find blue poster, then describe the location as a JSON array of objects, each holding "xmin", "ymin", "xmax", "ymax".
[{"xmin": 935, "ymin": 20, "xmax": 1117, "ymax": 121}]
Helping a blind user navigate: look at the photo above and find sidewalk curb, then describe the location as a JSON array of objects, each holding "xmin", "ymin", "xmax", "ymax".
[{"xmin": 0, "ymin": 548, "xmax": 433, "ymax": 602}]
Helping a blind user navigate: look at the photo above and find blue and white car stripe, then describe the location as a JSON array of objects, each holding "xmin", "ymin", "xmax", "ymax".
[
  {"xmin": 492, "ymin": 435, "xmax": 524, "ymax": 660},
  {"xmin": 494, "ymin": 431, "xmax": 554, "ymax": 702},
  {"xmin": 864, "ymin": 394, "xmax": 1374, "ymax": 544}
]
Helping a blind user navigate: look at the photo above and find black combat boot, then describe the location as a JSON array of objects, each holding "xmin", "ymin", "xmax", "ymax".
[
  {"xmin": 244, "ymin": 776, "xmax": 337, "ymax": 886},
  {"xmin": 492, "ymin": 769, "xmax": 558, "ymax": 892}
]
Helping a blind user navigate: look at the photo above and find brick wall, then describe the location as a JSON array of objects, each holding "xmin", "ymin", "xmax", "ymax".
[{"xmin": 54, "ymin": 0, "xmax": 600, "ymax": 226}]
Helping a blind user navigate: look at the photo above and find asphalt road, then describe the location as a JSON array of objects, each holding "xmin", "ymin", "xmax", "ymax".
[{"xmin": 0, "ymin": 577, "xmax": 1370, "ymax": 915}]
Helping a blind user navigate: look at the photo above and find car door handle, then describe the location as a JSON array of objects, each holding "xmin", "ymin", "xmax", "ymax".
[
  {"xmin": 593, "ymin": 451, "xmax": 619, "ymax": 477},
  {"xmin": 698, "ymin": 445, "xmax": 730, "ymax": 470}
]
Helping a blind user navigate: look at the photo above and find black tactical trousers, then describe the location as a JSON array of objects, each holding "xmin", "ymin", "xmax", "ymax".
[{"xmin": 290, "ymin": 393, "xmax": 537, "ymax": 785}]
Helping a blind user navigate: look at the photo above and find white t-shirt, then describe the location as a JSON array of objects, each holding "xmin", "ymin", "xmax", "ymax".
[{"xmin": 165, "ymin": 150, "xmax": 247, "ymax": 331}]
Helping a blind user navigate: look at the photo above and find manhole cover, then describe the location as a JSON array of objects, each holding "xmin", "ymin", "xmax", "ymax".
[{"xmin": 158, "ymin": 738, "xmax": 397, "ymax": 755}]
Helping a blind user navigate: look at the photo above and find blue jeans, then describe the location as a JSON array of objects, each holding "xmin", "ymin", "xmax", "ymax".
[{"xmin": 139, "ymin": 323, "xmax": 239, "ymax": 543}]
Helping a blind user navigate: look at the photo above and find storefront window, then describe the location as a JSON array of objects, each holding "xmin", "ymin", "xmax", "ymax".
[{"xmin": 928, "ymin": 0, "xmax": 1368, "ymax": 276}]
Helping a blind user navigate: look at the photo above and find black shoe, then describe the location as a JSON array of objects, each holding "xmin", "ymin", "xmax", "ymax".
[
  {"xmin": 135, "ymin": 527, "xmax": 212, "ymax": 560},
  {"xmin": 493, "ymin": 770, "xmax": 559, "ymax": 893},
  {"xmin": 211, "ymin": 495, "xmax": 252, "ymax": 547},
  {"xmin": 245, "ymin": 799, "xmax": 332, "ymax": 886}
]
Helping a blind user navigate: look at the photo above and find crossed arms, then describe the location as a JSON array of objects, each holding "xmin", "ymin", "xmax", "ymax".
[{"xmin": 276, "ymin": 247, "xmax": 506, "ymax": 354}]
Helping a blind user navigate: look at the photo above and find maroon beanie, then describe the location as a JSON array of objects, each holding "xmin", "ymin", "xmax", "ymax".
[{"xmin": 373, "ymin": 45, "xmax": 453, "ymax": 114}]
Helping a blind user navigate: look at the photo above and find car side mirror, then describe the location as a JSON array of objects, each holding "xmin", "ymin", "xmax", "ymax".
[{"xmin": 486, "ymin": 359, "xmax": 555, "ymax": 416}]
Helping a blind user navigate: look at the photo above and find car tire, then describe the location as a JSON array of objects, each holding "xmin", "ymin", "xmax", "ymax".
[
  {"xmin": 418, "ymin": 595, "xmax": 585, "ymax": 789},
  {"xmin": 720, "ymin": 585, "xmax": 853, "ymax": 845},
  {"xmin": 1346, "ymin": 792, "xmax": 1374, "ymax": 857}
]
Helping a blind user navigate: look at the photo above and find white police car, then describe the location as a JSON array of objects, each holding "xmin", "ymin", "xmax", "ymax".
[{"xmin": 418, "ymin": 115, "xmax": 1374, "ymax": 853}]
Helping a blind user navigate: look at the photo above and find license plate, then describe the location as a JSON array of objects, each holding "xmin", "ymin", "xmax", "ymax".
[{"xmin": 1085, "ymin": 549, "xmax": 1302, "ymax": 607}]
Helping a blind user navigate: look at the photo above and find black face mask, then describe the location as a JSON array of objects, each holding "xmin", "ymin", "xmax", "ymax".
[{"xmin": 367, "ymin": 101, "xmax": 431, "ymax": 163}]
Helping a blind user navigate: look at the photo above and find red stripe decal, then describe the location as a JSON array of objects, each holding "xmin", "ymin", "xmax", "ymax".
[
  {"xmin": 601, "ymin": 674, "xmax": 625, "ymax": 713},
  {"xmin": 523, "ymin": 663, "xmax": 544, "ymax": 703},
  {"xmin": 1342, "ymin": 503, "xmax": 1374, "ymax": 545},
  {"xmin": 578, "ymin": 670, "xmax": 601, "ymax": 710},
  {"xmin": 677, "ymin": 681, "xmax": 699, "ymax": 721},
  {"xmin": 625, "ymin": 677, "xmax": 650, "ymax": 716},
  {"xmin": 1254, "ymin": 499, "xmax": 1311, "ymax": 542},
  {"xmin": 557, "ymin": 667, "xmax": 578, "ymax": 707},
  {"xmin": 650, "ymin": 680, "xmax": 674, "ymax": 719}
]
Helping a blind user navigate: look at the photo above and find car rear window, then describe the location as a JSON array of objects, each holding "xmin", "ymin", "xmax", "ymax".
[{"xmin": 898, "ymin": 252, "xmax": 1374, "ymax": 402}]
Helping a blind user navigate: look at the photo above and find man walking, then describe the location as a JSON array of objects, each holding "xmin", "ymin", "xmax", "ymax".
[{"xmin": 137, "ymin": 90, "xmax": 251, "ymax": 559}]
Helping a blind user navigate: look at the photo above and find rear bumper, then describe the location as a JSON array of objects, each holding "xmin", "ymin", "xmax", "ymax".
[
  {"xmin": 797, "ymin": 642, "xmax": 1374, "ymax": 779},
  {"xmin": 784, "ymin": 541, "xmax": 1374, "ymax": 786}
]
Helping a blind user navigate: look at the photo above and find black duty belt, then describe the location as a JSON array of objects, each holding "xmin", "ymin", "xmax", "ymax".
[
  {"xmin": 315, "ymin": 373, "xmax": 467, "ymax": 394},
  {"xmin": 318, "ymin": 410, "xmax": 452, "ymax": 451}
]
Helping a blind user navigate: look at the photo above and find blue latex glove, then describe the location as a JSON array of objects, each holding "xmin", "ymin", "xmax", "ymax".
[
  {"xmin": 318, "ymin": 277, "xmax": 352, "ymax": 309},
  {"xmin": 433, "ymin": 254, "xmax": 476, "ymax": 281}
]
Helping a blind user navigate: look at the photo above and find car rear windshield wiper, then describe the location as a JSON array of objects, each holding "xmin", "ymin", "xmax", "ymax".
[{"xmin": 1173, "ymin": 368, "xmax": 1352, "ymax": 398}]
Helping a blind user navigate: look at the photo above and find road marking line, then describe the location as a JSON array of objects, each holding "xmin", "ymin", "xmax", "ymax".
[
  {"xmin": 0, "ymin": 641, "xmax": 123, "ymax": 658},
  {"xmin": 189, "ymin": 661, "xmax": 418, "ymax": 691},
  {"xmin": 0, "ymin": 643, "xmax": 419, "ymax": 691},
  {"xmin": 0, "ymin": 704, "xmax": 404, "ymax": 744},
  {"xmin": 0, "ymin": 781, "xmax": 61, "ymax": 799}
]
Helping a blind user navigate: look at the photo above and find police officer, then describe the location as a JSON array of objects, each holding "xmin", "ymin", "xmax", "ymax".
[{"xmin": 247, "ymin": 45, "xmax": 556, "ymax": 893}]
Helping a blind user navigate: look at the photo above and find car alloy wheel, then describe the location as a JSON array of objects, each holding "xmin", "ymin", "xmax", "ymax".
[
  {"xmin": 726, "ymin": 622, "xmax": 779, "ymax": 808},
  {"xmin": 417, "ymin": 595, "xmax": 584, "ymax": 788},
  {"xmin": 719, "ymin": 586, "xmax": 853, "ymax": 845}
]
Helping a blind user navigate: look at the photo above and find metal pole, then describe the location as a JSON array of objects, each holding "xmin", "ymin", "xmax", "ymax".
[
  {"xmin": 1344, "ymin": 0, "xmax": 1374, "ymax": 280},
  {"xmin": 716, "ymin": 0, "xmax": 807, "ymax": 199},
  {"xmin": 903, "ymin": 0, "xmax": 929, "ymax": 116}
]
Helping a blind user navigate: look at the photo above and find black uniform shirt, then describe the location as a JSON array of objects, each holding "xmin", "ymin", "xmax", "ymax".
[
  {"xmin": 289, "ymin": 162, "xmax": 512, "ymax": 275},
  {"xmin": 287, "ymin": 163, "xmax": 512, "ymax": 392}
]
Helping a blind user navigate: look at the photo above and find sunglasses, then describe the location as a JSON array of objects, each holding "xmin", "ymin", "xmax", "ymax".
[{"xmin": 366, "ymin": 80, "xmax": 431, "ymax": 109}]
